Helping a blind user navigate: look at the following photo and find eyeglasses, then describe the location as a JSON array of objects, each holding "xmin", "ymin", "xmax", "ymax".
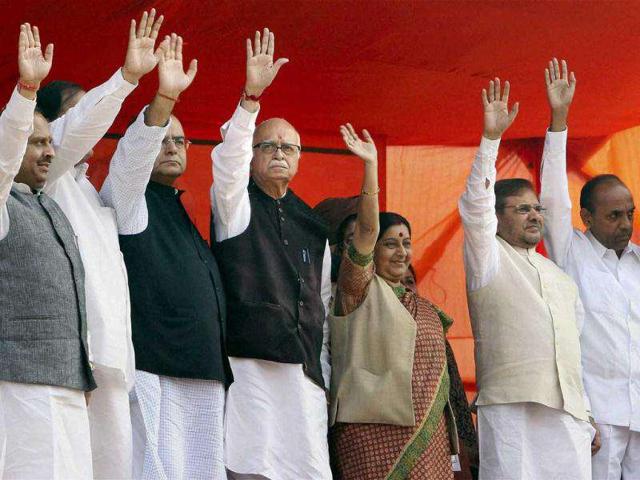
[
  {"xmin": 252, "ymin": 141, "xmax": 301, "ymax": 156},
  {"xmin": 162, "ymin": 136, "xmax": 191, "ymax": 149},
  {"xmin": 502, "ymin": 203, "xmax": 547, "ymax": 215}
]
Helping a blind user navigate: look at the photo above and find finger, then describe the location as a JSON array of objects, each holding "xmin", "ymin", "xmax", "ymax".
[
  {"xmin": 186, "ymin": 58, "xmax": 198, "ymax": 82},
  {"xmin": 561, "ymin": 59, "xmax": 568, "ymax": 81},
  {"xmin": 150, "ymin": 14, "xmax": 163, "ymax": 41},
  {"xmin": 261, "ymin": 27, "xmax": 269, "ymax": 54},
  {"xmin": 494, "ymin": 78, "xmax": 501, "ymax": 103},
  {"xmin": 487, "ymin": 81, "xmax": 494, "ymax": 102},
  {"xmin": 26, "ymin": 23, "xmax": 34, "ymax": 48},
  {"xmin": 502, "ymin": 80, "xmax": 510, "ymax": 103},
  {"xmin": 33, "ymin": 26, "xmax": 41, "ymax": 47},
  {"xmin": 362, "ymin": 129, "xmax": 374, "ymax": 144},
  {"xmin": 137, "ymin": 11, "xmax": 148, "ymax": 38},
  {"xmin": 162, "ymin": 36, "xmax": 170, "ymax": 61},
  {"xmin": 544, "ymin": 68, "xmax": 551, "ymax": 87},
  {"xmin": 18, "ymin": 26, "xmax": 27, "ymax": 55},
  {"xmin": 170, "ymin": 33, "xmax": 177, "ymax": 60},
  {"xmin": 176, "ymin": 36, "xmax": 183, "ymax": 62},
  {"xmin": 254, "ymin": 31, "xmax": 260, "ymax": 58},
  {"xmin": 481, "ymin": 89, "xmax": 489, "ymax": 107},
  {"xmin": 569, "ymin": 71, "xmax": 577, "ymax": 95},
  {"xmin": 145, "ymin": 8, "xmax": 156, "ymax": 37},
  {"xmin": 508, "ymin": 101, "xmax": 520, "ymax": 124},
  {"xmin": 246, "ymin": 38, "xmax": 253, "ymax": 61},
  {"xmin": 44, "ymin": 43, "xmax": 54, "ymax": 64},
  {"xmin": 129, "ymin": 19, "xmax": 136, "ymax": 42},
  {"xmin": 553, "ymin": 57, "xmax": 560, "ymax": 80},
  {"xmin": 548, "ymin": 60, "xmax": 556, "ymax": 81},
  {"xmin": 267, "ymin": 31, "xmax": 275, "ymax": 57},
  {"xmin": 346, "ymin": 123, "xmax": 359, "ymax": 140},
  {"xmin": 272, "ymin": 57, "xmax": 289, "ymax": 75}
]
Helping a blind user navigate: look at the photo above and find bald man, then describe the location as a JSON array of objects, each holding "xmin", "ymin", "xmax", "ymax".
[{"xmin": 211, "ymin": 29, "xmax": 332, "ymax": 480}]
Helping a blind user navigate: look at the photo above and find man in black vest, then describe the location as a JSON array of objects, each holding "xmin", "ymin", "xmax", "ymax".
[
  {"xmin": 100, "ymin": 33, "xmax": 231, "ymax": 480},
  {"xmin": 0, "ymin": 24, "xmax": 96, "ymax": 478},
  {"xmin": 211, "ymin": 29, "xmax": 332, "ymax": 480}
]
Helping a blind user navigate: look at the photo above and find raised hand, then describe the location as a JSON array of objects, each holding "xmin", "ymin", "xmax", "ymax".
[
  {"xmin": 545, "ymin": 58, "xmax": 575, "ymax": 131},
  {"xmin": 18, "ymin": 23, "xmax": 53, "ymax": 92},
  {"xmin": 482, "ymin": 78, "xmax": 519, "ymax": 140},
  {"xmin": 157, "ymin": 34, "xmax": 198, "ymax": 98},
  {"xmin": 245, "ymin": 28, "xmax": 289, "ymax": 97},
  {"xmin": 340, "ymin": 123, "xmax": 377, "ymax": 165},
  {"xmin": 122, "ymin": 9, "xmax": 164, "ymax": 84}
]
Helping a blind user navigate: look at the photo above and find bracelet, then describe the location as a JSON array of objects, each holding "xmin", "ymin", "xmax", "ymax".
[
  {"xmin": 361, "ymin": 186, "xmax": 380, "ymax": 196},
  {"xmin": 242, "ymin": 89, "xmax": 262, "ymax": 102},
  {"xmin": 157, "ymin": 92, "xmax": 179, "ymax": 103},
  {"xmin": 17, "ymin": 81, "xmax": 38, "ymax": 92}
]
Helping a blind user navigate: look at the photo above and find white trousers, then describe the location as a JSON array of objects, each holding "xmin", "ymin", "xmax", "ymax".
[
  {"xmin": 591, "ymin": 423, "xmax": 640, "ymax": 480},
  {"xmin": 0, "ymin": 380, "xmax": 92, "ymax": 479},
  {"xmin": 130, "ymin": 370, "xmax": 226, "ymax": 480},
  {"xmin": 478, "ymin": 402, "xmax": 593, "ymax": 480},
  {"xmin": 88, "ymin": 366, "xmax": 132, "ymax": 479}
]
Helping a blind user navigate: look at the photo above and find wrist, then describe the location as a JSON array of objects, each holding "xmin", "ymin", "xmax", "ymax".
[
  {"xmin": 17, "ymin": 79, "xmax": 39, "ymax": 100},
  {"xmin": 550, "ymin": 108, "xmax": 569, "ymax": 132},
  {"xmin": 243, "ymin": 84, "xmax": 264, "ymax": 98},
  {"xmin": 483, "ymin": 131, "xmax": 501, "ymax": 141},
  {"xmin": 121, "ymin": 66, "xmax": 141, "ymax": 85}
]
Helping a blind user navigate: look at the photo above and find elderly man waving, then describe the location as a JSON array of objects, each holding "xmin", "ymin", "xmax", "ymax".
[{"xmin": 211, "ymin": 29, "xmax": 332, "ymax": 480}]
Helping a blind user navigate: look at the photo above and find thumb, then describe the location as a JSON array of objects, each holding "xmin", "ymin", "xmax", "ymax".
[
  {"xmin": 44, "ymin": 43, "xmax": 54, "ymax": 64},
  {"xmin": 508, "ymin": 101, "xmax": 520, "ymax": 124},
  {"xmin": 273, "ymin": 57, "xmax": 289, "ymax": 74},
  {"xmin": 362, "ymin": 129, "xmax": 374, "ymax": 144},
  {"xmin": 186, "ymin": 59, "xmax": 198, "ymax": 82}
]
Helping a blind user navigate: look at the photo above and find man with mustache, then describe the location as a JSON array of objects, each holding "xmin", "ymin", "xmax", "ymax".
[
  {"xmin": 211, "ymin": 29, "xmax": 332, "ymax": 479},
  {"xmin": 0, "ymin": 24, "xmax": 96, "ymax": 478},
  {"xmin": 540, "ymin": 58, "xmax": 639, "ymax": 480},
  {"xmin": 34, "ymin": 10, "xmax": 163, "ymax": 478},
  {"xmin": 100, "ymin": 33, "xmax": 231, "ymax": 480},
  {"xmin": 459, "ymin": 76, "xmax": 595, "ymax": 479}
]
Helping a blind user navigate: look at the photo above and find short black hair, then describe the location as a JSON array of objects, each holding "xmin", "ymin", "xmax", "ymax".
[
  {"xmin": 36, "ymin": 80, "xmax": 83, "ymax": 122},
  {"xmin": 580, "ymin": 174, "xmax": 627, "ymax": 213},
  {"xmin": 336, "ymin": 213, "xmax": 357, "ymax": 246},
  {"xmin": 378, "ymin": 212, "xmax": 411, "ymax": 240},
  {"xmin": 495, "ymin": 178, "xmax": 535, "ymax": 210}
]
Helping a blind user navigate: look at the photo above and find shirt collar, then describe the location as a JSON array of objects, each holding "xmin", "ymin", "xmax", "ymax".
[
  {"xmin": 12, "ymin": 182, "xmax": 36, "ymax": 195},
  {"xmin": 148, "ymin": 180, "xmax": 183, "ymax": 197}
]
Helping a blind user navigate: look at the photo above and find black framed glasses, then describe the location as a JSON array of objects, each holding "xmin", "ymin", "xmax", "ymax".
[
  {"xmin": 162, "ymin": 136, "xmax": 191, "ymax": 149},
  {"xmin": 502, "ymin": 203, "xmax": 547, "ymax": 215},
  {"xmin": 252, "ymin": 141, "xmax": 301, "ymax": 156}
]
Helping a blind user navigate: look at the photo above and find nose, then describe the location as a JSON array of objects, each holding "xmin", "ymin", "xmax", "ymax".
[
  {"xmin": 273, "ymin": 146, "xmax": 286, "ymax": 159},
  {"xmin": 44, "ymin": 142, "xmax": 55, "ymax": 158},
  {"xmin": 620, "ymin": 214, "xmax": 633, "ymax": 232}
]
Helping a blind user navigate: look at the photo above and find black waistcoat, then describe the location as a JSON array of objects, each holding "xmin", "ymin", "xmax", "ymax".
[
  {"xmin": 119, "ymin": 181, "xmax": 231, "ymax": 385},
  {"xmin": 213, "ymin": 181, "xmax": 328, "ymax": 389}
]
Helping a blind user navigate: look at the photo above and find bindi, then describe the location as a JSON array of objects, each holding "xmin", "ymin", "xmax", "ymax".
[{"xmin": 398, "ymin": 232, "xmax": 404, "ymax": 237}]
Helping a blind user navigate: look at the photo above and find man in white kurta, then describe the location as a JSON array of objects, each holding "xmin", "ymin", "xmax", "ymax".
[
  {"xmin": 36, "ymin": 11, "xmax": 164, "ymax": 478},
  {"xmin": 211, "ymin": 29, "xmax": 332, "ymax": 480},
  {"xmin": 459, "ymin": 77, "xmax": 594, "ymax": 480},
  {"xmin": 540, "ymin": 59, "xmax": 640, "ymax": 480}
]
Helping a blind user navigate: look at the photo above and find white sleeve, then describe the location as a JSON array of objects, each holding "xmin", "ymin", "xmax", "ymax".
[
  {"xmin": 540, "ymin": 128, "xmax": 574, "ymax": 268},
  {"xmin": 320, "ymin": 241, "xmax": 332, "ymax": 388},
  {"xmin": 458, "ymin": 136, "xmax": 501, "ymax": 291},
  {"xmin": 45, "ymin": 69, "xmax": 136, "ymax": 188},
  {"xmin": 100, "ymin": 107, "xmax": 170, "ymax": 235},
  {"xmin": 211, "ymin": 103, "xmax": 259, "ymax": 242},
  {"xmin": 575, "ymin": 296, "xmax": 592, "ymax": 415},
  {"xmin": 0, "ymin": 88, "xmax": 36, "ymax": 240}
]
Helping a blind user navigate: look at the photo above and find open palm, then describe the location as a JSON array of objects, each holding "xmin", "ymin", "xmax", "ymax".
[
  {"xmin": 341, "ymin": 123, "xmax": 377, "ymax": 164},
  {"xmin": 245, "ymin": 28, "xmax": 289, "ymax": 96},
  {"xmin": 546, "ymin": 58, "xmax": 576, "ymax": 110},
  {"xmin": 124, "ymin": 9, "xmax": 163, "ymax": 81},
  {"xmin": 18, "ymin": 24, "xmax": 53, "ymax": 85},
  {"xmin": 482, "ymin": 78, "xmax": 519, "ymax": 140},
  {"xmin": 158, "ymin": 35, "xmax": 197, "ymax": 96}
]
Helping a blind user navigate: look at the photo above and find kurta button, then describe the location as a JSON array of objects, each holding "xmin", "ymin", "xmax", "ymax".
[
  {"xmin": 283, "ymin": 239, "xmax": 289, "ymax": 246},
  {"xmin": 299, "ymin": 300, "xmax": 304, "ymax": 307},
  {"xmin": 299, "ymin": 278, "xmax": 305, "ymax": 284},
  {"xmin": 278, "ymin": 207, "xmax": 283, "ymax": 213},
  {"xmin": 280, "ymin": 216, "xmax": 285, "ymax": 222}
]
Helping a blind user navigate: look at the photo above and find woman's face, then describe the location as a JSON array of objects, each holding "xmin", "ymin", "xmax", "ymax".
[{"xmin": 374, "ymin": 223, "xmax": 412, "ymax": 284}]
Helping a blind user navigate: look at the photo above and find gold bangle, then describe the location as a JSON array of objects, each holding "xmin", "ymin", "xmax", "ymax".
[{"xmin": 361, "ymin": 187, "xmax": 380, "ymax": 196}]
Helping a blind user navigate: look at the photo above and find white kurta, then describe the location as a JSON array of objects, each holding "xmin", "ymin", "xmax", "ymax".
[
  {"xmin": 211, "ymin": 104, "xmax": 332, "ymax": 480},
  {"xmin": 0, "ymin": 89, "xmax": 93, "ymax": 478},
  {"xmin": 540, "ymin": 128, "xmax": 640, "ymax": 479},
  {"xmin": 459, "ymin": 136, "xmax": 593, "ymax": 480},
  {"xmin": 41, "ymin": 70, "xmax": 137, "ymax": 479},
  {"xmin": 101, "ymin": 109, "xmax": 227, "ymax": 480}
]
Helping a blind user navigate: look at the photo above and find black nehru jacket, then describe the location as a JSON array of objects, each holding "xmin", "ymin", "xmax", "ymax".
[
  {"xmin": 119, "ymin": 181, "xmax": 231, "ymax": 386},
  {"xmin": 214, "ymin": 181, "xmax": 328, "ymax": 389}
]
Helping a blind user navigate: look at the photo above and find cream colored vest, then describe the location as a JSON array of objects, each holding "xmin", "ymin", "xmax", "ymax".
[
  {"xmin": 329, "ymin": 275, "xmax": 417, "ymax": 426},
  {"xmin": 467, "ymin": 236, "xmax": 588, "ymax": 421}
]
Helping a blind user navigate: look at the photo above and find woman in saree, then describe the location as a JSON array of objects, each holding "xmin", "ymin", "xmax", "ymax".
[{"xmin": 329, "ymin": 123, "xmax": 455, "ymax": 479}]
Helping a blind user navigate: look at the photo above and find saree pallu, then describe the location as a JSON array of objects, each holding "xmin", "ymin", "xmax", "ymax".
[{"xmin": 330, "ymin": 293, "xmax": 453, "ymax": 480}]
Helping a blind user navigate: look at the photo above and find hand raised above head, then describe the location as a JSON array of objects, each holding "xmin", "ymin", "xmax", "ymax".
[
  {"xmin": 482, "ymin": 78, "xmax": 519, "ymax": 140},
  {"xmin": 340, "ymin": 123, "xmax": 377, "ymax": 165},
  {"xmin": 18, "ymin": 23, "xmax": 53, "ymax": 89},
  {"xmin": 157, "ymin": 34, "xmax": 198, "ymax": 98},
  {"xmin": 545, "ymin": 58, "xmax": 576, "ymax": 112},
  {"xmin": 122, "ymin": 9, "xmax": 164, "ymax": 84},
  {"xmin": 244, "ymin": 28, "xmax": 289, "ymax": 98}
]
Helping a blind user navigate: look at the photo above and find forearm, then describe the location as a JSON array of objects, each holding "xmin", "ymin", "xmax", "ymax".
[
  {"xmin": 144, "ymin": 92, "xmax": 177, "ymax": 127},
  {"xmin": 352, "ymin": 160, "xmax": 379, "ymax": 254}
]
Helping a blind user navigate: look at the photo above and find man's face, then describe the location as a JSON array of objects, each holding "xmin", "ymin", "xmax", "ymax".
[
  {"xmin": 581, "ymin": 183, "xmax": 634, "ymax": 253},
  {"xmin": 250, "ymin": 119, "xmax": 301, "ymax": 187},
  {"xmin": 15, "ymin": 113, "xmax": 55, "ymax": 190},
  {"xmin": 151, "ymin": 116, "xmax": 188, "ymax": 182},
  {"xmin": 496, "ymin": 189, "xmax": 545, "ymax": 249}
]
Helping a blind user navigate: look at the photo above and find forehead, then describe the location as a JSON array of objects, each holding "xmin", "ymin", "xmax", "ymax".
[
  {"xmin": 254, "ymin": 119, "xmax": 299, "ymax": 144},
  {"xmin": 380, "ymin": 223, "xmax": 411, "ymax": 239},
  {"xmin": 506, "ymin": 189, "xmax": 539, "ymax": 204},
  {"xmin": 31, "ymin": 114, "xmax": 51, "ymax": 137},
  {"xmin": 168, "ymin": 116, "xmax": 185, "ymax": 137},
  {"xmin": 594, "ymin": 183, "xmax": 634, "ymax": 210}
]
